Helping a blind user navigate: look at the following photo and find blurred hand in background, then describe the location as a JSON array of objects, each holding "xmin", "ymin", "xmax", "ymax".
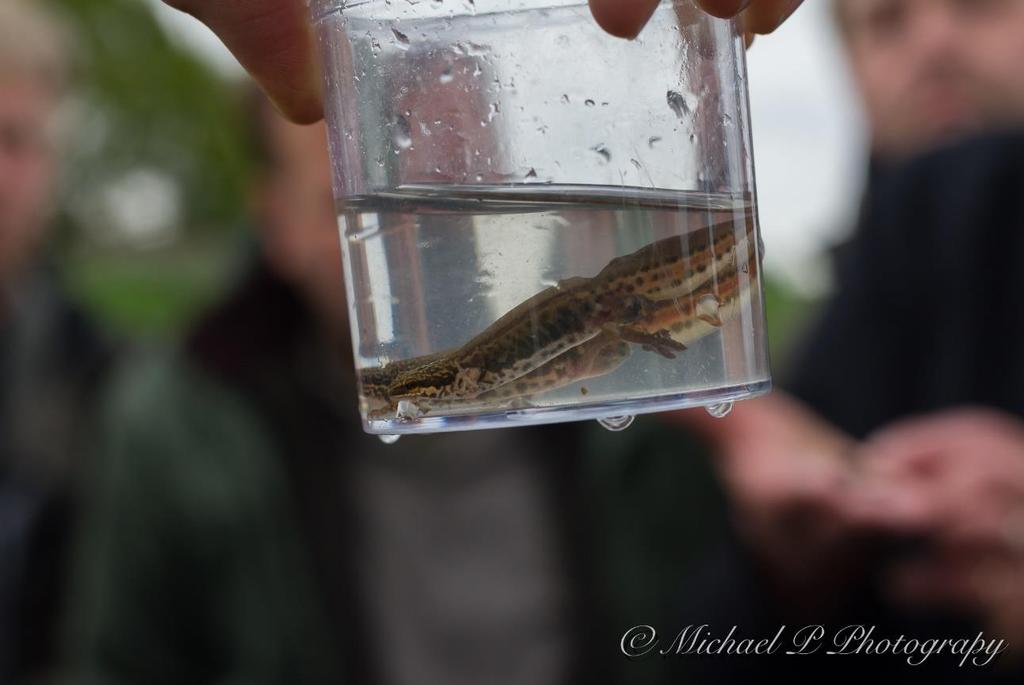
[
  {"xmin": 674, "ymin": 396, "xmax": 856, "ymax": 605},
  {"xmin": 856, "ymin": 410, "xmax": 1024, "ymax": 648}
]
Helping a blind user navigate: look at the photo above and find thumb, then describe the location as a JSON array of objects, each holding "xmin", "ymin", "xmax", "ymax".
[
  {"xmin": 164, "ymin": 0, "xmax": 323, "ymax": 123},
  {"xmin": 588, "ymin": 0, "xmax": 661, "ymax": 38}
]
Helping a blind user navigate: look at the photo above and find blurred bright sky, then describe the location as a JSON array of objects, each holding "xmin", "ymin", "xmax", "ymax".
[{"xmin": 147, "ymin": 0, "xmax": 868, "ymax": 294}]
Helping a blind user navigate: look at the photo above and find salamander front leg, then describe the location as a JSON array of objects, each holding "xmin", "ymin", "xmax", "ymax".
[{"xmin": 610, "ymin": 324, "xmax": 688, "ymax": 360}]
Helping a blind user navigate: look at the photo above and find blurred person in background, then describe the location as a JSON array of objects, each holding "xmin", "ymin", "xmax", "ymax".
[
  {"xmin": 667, "ymin": 0, "xmax": 1024, "ymax": 680},
  {"xmin": 68, "ymin": 93, "xmax": 730, "ymax": 685},
  {"xmin": 837, "ymin": 0, "xmax": 1024, "ymax": 163},
  {"xmin": 0, "ymin": 1, "xmax": 115, "ymax": 683}
]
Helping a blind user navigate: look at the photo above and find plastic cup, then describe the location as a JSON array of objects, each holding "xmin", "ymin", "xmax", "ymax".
[{"xmin": 311, "ymin": 0, "xmax": 772, "ymax": 436}]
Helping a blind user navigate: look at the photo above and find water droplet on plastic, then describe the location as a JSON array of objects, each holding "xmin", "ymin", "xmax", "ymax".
[
  {"xmin": 560, "ymin": 94, "xmax": 570, "ymax": 104},
  {"xmin": 390, "ymin": 114, "xmax": 413, "ymax": 150},
  {"xmin": 585, "ymin": 99, "xmax": 596, "ymax": 107},
  {"xmin": 379, "ymin": 434, "xmax": 401, "ymax": 445},
  {"xmin": 648, "ymin": 136, "xmax": 662, "ymax": 148},
  {"xmin": 439, "ymin": 68, "xmax": 454, "ymax": 84},
  {"xmin": 376, "ymin": 154, "xmax": 385, "ymax": 167},
  {"xmin": 391, "ymin": 28, "xmax": 410, "ymax": 49},
  {"xmin": 591, "ymin": 144, "xmax": 611, "ymax": 163},
  {"xmin": 472, "ymin": 62, "xmax": 482, "ymax": 77},
  {"xmin": 630, "ymin": 158, "xmax": 642, "ymax": 171},
  {"xmin": 370, "ymin": 36, "xmax": 382, "ymax": 55},
  {"xmin": 525, "ymin": 167, "xmax": 538, "ymax": 179},
  {"xmin": 667, "ymin": 90, "xmax": 690, "ymax": 120},
  {"xmin": 598, "ymin": 415, "xmax": 635, "ymax": 432},
  {"xmin": 487, "ymin": 102, "xmax": 500, "ymax": 121},
  {"xmin": 706, "ymin": 402, "xmax": 734, "ymax": 419}
]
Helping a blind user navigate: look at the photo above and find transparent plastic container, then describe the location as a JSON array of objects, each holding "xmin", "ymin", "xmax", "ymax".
[{"xmin": 312, "ymin": 0, "xmax": 772, "ymax": 435}]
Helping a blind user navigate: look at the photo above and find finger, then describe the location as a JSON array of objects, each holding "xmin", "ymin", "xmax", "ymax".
[
  {"xmin": 842, "ymin": 479, "xmax": 943, "ymax": 533},
  {"xmin": 695, "ymin": 0, "xmax": 752, "ymax": 18},
  {"xmin": 945, "ymin": 509, "xmax": 1024, "ymax": 558},
  {"xmin": 164, "ymin": 0, "xmax": 323, "ymax": 123},
  {"xmin": 857, "ymin": 416, "xmax": 969, "ymax": 472},
  {"xmin": 884, "ymin": 559, "xmax": 983, "ymax": 611},
  {"xmin": 740, "ymin": 0, "xmax": 804, "ymax": 34},
  {"xmin": 588, "ymin": 0, "xmax": 661, "ymax": 38}
]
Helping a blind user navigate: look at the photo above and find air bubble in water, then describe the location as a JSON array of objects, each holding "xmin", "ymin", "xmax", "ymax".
[
  {"xmin": 706, "ymin": 402, "xmax": 734, "ymax": 419},
  {"xmin": 440, "ymin": 68, "xmax": 454, "ymax": 84},
  {"xmin": 379, "ymin": 434, "xmax": 401, "ymax": 445},
  {"xmin": 395, "ymin": 400, "xmax": 420, "ymax": 421},
  {"xmin": 585, "ymin": 99, "xmax": 596, "ymax": 107},
  {"xmin": 598, "ymin": 415, "xmax": 635, "ymax": 432},
  {"xmin": 697, "ymin": 294, "xmax": 723, "ymax": 326},
  {"xmin": 648, "ymin": 136, "xmax": 662, "ymax": 148}
]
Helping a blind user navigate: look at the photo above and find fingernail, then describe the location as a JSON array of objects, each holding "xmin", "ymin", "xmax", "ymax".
[
  {"xmin": 742, "ymin": 0, "xmax": 801, "ymax": 34},
  {"xmin": 777, "ymin": 0, "xmax": 803, "ymax": 29}
]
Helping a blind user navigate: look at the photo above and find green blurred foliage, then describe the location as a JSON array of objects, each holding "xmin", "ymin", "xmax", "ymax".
[
  {"xmin": 764, "ymin": 277, "xmax": 820, "ymax": 377},
  {"xmin": 42, "ymin": 0, "xmax": 256, "ymax": 339},
  {"xmin": 50, "ymin": 0, "xmax": 253, "ymax": 234}
]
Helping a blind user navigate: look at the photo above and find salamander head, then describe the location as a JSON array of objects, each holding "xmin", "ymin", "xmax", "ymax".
[{"xmin": 388, "ymin": 360, "xmax": 482, "ymax": 403}]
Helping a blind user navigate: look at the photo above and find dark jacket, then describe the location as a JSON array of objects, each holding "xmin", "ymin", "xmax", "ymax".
[
  {"xmin": 1, "ymin": 268, "xmax": 114, "ymax": 683},
  {"xmin": 673, "ymin": 131, "xmax": 1024, "ymax": 684}
]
